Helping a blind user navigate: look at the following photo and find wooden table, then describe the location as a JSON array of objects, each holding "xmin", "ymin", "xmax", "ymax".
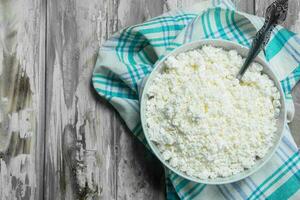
[{"xmin": 0, "ymin": 0, "xmax": 299, "ymax": 199}]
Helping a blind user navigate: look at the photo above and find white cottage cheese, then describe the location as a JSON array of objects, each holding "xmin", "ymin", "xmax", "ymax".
[{"xmin": 145, "ymin": 45, "xmax": 281, "ymax": 179}]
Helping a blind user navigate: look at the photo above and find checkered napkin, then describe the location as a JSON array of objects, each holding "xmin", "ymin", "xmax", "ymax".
[{"xmin": 92, "ymin": 0, "xmax": 300, "ymax": 199}]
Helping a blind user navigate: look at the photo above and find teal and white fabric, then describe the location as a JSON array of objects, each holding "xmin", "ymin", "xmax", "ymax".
[{"xmin": 92, "ymin": 0, "xmax": 300, "ymax": 199}]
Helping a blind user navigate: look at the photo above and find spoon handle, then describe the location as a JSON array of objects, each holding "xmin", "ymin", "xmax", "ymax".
[{"xmin": 236, "ymin": 0, "xmax": 289, "ymax": 80}]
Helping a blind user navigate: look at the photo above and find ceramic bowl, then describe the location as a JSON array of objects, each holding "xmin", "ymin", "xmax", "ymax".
[{"xmin": 140, "ymin": 39, "xmax": 287, "ymax": 184}]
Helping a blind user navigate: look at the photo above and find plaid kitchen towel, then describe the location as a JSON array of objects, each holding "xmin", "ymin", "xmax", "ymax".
[{"xmin": 92, "ymin": 0, "xmax": 300, "ymax": 199}]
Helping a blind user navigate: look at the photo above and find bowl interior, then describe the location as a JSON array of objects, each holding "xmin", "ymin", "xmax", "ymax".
[{"xmin": 140, "ymin": 39, "xmax": 287, "ymax": 184}]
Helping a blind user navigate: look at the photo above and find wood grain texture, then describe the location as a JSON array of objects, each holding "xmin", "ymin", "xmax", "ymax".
[
  {"xmin": 164, "ymin": 0, "xmax": 204, "ymax": 11},
  {"xmin": 164, "ymin": 0, "xmax": 255, "ymax": 13},
  {"xmin": 115, "ymin": 1, "xmax": 167, "ymax": 199},
  {"xmin": 233, "ymin": 0, "xmax": 255, "ymax": 14},
  {"xmin": 45, "ymin": 0, "xmax": 117, "ymax": 199},
  {"xmin": 0, "ymin": 0, "xmax": 46, "ymax": 199},
  {"xmin": 45, "ymin": 0, "xmax": 166, "ymax": 199}
]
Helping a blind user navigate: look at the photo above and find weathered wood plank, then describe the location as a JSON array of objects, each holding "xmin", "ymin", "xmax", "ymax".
[
  {"xmin": 164, "ymin": 0, "xmax": 203, "ymax": 11},
  {"xmin": 115, "ymin": 1, "xmax": 167, "ymax": 199},
  {"xmin": 0, "ymin": 0, "xmax": 46, "ymax": 199},
  {"xmin": 164, "ymin": 0, "xmax": 255, "ymax": 14},
  {"xmin": 291, "ymin": 11, "xmax": 300, "ymax": 33},
  {"xmin": 45, "ymin": 0, "xmax": 167, "ymax": 199},
  {"xmin": 233, "ymin": 0, "xmax": 255, "ymax": 14},
  {"xmin": 45, "ymin": 0, "xmax": 117, "ymax": 199}
]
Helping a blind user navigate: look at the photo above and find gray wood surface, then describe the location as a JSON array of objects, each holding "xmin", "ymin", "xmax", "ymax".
[
  {"xmin": 44, "ymin": 0, "xmax": 169, "ymax": 199},
  {"xmin": 0, "ymin": 0, "xmax": 46, "ymax": 199},
  {"xmin": 233, "ymin": 0, "xmax": 255, "ymax": 14},
  {"xmin": 0, "ymin": 0, "xmax": 299, "ymax": 199}
]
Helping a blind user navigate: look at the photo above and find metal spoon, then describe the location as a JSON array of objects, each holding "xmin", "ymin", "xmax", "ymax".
[{"xmin": 236, "ymin": 0, "xmax": 289, "ymax": 81}]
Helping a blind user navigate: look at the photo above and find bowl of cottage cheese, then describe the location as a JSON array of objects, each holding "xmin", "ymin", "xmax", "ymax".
[{"xmin": 140, "ymin": 39, "xmax": 286, "ymax": 184}]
